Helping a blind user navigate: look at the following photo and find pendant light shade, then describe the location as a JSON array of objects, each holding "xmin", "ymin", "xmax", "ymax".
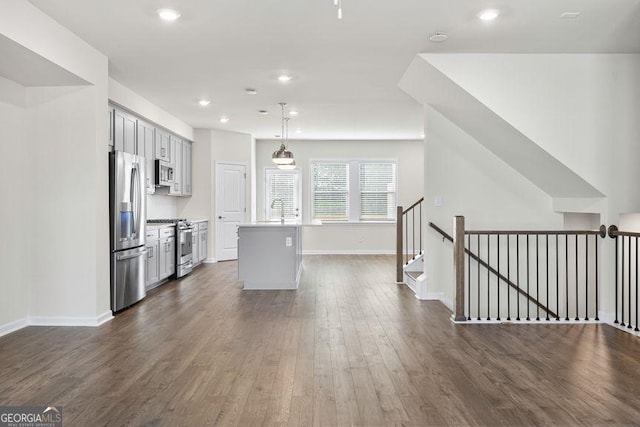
[
  {"xmin": 278, "ymin": 160, "xmax": 296, "ymax": 170},
  {"xmin": 272, "ymin": 144, "xmax": 294, "ymax": 164},
  {"xmin": 272, "ymin": 103, "xmax": 295, "ymax": 165}
]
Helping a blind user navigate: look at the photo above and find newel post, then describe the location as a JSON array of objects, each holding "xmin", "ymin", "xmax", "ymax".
[
  {"xmin": 453, "ymin": 215, "xmax": 466, "ymax": 322},
  {"xmin": 396, "ymin": 206, "xmax": 404, "ymax": 283}
]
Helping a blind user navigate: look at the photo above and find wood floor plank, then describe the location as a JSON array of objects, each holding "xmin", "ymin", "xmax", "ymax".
[{"xmin": 2, "ymin": 255, "xmax": 640, "ymax": 426}]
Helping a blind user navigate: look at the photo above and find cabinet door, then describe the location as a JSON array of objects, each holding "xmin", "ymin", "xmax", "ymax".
[
  {"xmin": 169, "ymin": 137, "xmax": 182, "ymax": 195},
  {"xmin": 199, "ymin": 229, "xmax": 207, "ymax": 262},
  {"xmin": 155, "ymin": 129, "xmax": 171, "ymax": 162},
  {"xmin": 137, "ymin": 120, "xmax": 156, "ymax": 194},
  {"xmin": 192, "ymin": 231, "xmax": 199, "ymax": 265},
  {"xmin": 183, "ymin": 142, "xmax": 192, "ymax": 196},
  {"xmin": 146, "ymin": 241, "xmax": 159, "ymax": 287},
  {"xmin": 114, "ymin": 109, "xmax": 137, "ymax": 154}
]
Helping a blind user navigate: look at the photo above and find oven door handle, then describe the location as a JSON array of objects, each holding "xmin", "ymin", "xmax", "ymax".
[{"xmin": 117, "ymin": 249, "xmax": 147, "ymax": 261}]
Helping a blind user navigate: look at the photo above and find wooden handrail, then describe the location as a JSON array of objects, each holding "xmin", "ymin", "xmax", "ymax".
[
  {"xmin": 608, "ymin": 225, "xmax": 640, "ymax": 238},
  {"xmin": 402, "ymin": 197, "xmax": 424, "ymax": 215},
  {"xmin": 429, "ymin": 221, "xmax": 558, "ymax": 319},
  {"xmin": 465, "ymin": 225, "xmax": 606, "ymax": 237}
]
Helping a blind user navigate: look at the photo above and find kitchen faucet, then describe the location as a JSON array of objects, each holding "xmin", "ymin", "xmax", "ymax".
[{"xmin": 271, "ymin": 198, "xmax": 285, "ymax": 224}]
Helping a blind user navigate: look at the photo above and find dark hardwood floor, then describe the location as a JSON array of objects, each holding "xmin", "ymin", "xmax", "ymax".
[{"xmin": 1, "ymin": 255, "xmax": 640, "ymax": 426}]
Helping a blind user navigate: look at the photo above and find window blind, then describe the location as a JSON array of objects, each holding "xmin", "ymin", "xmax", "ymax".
[
  {"xmin": 359, "ymin": 162, "xmax": 396, "ymax": 220},
  {"xmin": 266, "ymin": 170, "xmax": 300, "ymax": 221},
  {"xmin": 312, "ymin": 162, "xmax": 349, "ymax": 221}
]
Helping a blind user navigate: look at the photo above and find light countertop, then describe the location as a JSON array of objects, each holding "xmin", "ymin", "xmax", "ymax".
[{"xmin": 239, "ymin": 220, "xmax": 322, "ymax": 228}]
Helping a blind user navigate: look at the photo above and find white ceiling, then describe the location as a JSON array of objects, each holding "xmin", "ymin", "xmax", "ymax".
[{"xmin": 27, "ymin": 0, "xmax": 640, "ymax": 140}]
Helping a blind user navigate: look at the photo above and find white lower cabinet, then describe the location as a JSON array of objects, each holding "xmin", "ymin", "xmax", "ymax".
[
  {"xmin": 145, "ymin": 229, "xmax": 160, "ymax": 289},
  {"xmin": 192, "ymin": 231, "xmax": 199, "ymax": 265}
]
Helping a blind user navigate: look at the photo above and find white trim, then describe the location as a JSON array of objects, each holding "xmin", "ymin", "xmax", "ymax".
[
  {"xmin": 204, "ymin": 257, "xmax": 217, "ymax": 263},
  {"xmin": 598, "ymin": 310, "xmax": 615, "ymax": 323},
  {"xmin": 606, "ymin": 321, "xmax": 640, "ymax": 337},
  {"xmin": 29, "ymin": 311, "xmax": 113, "ymax": 327},
  {"xmin": 0, "ymin": 318, "xmax": 29, "ymax": 338},
  {"xmin": 302, "ymin": 249, "xmax": 394, "ymax": 255}
]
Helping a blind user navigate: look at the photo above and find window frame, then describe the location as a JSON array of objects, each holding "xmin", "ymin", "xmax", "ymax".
[
  {"xmin": 310, "ymin": 158, "xmax": 397, "ymax": 223},
  {"xmin": 264, "ymin": 167, "xmax": 302, "ymax": 222}
]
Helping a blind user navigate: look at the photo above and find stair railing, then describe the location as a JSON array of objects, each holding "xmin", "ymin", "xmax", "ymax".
[
  {"xmin": 608, "ymin": 225, "xmax": 640, "ymax": 331},
  {"xmin": 442, "ymin": 216, "xmax": 606, "ymax": 322},
  {"xmin": 396, "ymin": 197, "xmax": 424, "ymax": 282}
]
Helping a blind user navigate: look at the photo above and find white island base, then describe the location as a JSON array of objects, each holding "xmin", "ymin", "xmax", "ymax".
[{"xmin": 238, "ymin": 223, "xmax": 302, "ymax": 290}]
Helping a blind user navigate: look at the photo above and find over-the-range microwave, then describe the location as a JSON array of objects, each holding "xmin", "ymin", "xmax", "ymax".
[{"xmin": 155, "ymin": 160, "xmax": 174, "ymax": 186}]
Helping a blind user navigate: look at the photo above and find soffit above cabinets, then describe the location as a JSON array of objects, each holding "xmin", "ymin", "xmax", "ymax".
[{"xmin": 0, "ymin": 34, "xmax": 89, "ymax": 87}]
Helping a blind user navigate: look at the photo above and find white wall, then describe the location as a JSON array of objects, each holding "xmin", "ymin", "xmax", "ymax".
[
  {"xmin": 424, "ymin": 106, "xmax": 563, "ymax": 304},
  {"xmin": 178, "ymin": 128, "xmax": 252, "ymax": 261},
  {"xmin": 0, "ymin": 100, "xmax": 27, "ymax": 329},
  {"xmin": 255, "ymin": 139, "xmax": 423, "ymax": 253},
  {"xmin": 0, "ymin": 0, "xmax": 110, "ymax": 332}
]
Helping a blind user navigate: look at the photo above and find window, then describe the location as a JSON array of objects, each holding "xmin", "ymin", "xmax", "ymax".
[
  {"xmin": 359, "ymin": 162, "xmax": 397, "ymax": 221},
  {"xmin": 311, "ymin": 160, "xmax": 397, "ymax": 222},
  {"xmin": 311, "ymin": 162, "xmax": 349, "ymax": 221},
  {"xmin": 265, "ymin": 168, "xmax": 301, "ymax": 221}
]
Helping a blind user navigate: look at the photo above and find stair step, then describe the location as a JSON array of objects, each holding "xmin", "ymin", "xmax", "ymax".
[{"xmin": 406, "ymin": 271, "xmax": 421, "ymax": 280}]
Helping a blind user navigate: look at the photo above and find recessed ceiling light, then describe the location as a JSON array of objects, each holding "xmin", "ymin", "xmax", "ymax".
[
  {"xmin": 245, "ymin": 88, "xmax": 257, "ymax": 95},
  {"xmin": 295, "ymin": 128, "xmax": 302, "ymax": 134},
  {"xmin": 278, "ymin": 74, "xmax": 292, "ymax": 83},
  {"xmin": 258, "ymin": 110, "xmax": 268, "ymax": 115},
  {"xmin": 560, "ymin": 12, "xmax": 580, "ymax": 19},
  {"xmin": 289, "ymin": 110, "xmax": 299, "ymax": 116},
  {"xmin": 198, "ymin": 100, "xmax": 211, "ymax": 107},
  {"xmin": 157, "ymin": 8, "xmax": 181, "ymax": 21},
  {"xmin": 219, "ymin": 116, "xmax": 229, "ymax": 123},
  {"xmin": 478, "ymin": 9, "xmax": 500, "ymax": 21},
  {"xmin": 429, "ymin": 32, "xmax": 448, "ymax": 42}
]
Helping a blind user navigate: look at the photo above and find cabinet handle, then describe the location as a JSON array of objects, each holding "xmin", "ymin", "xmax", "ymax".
[{"xmin": 161, "ymin": 147, "xmax": 165, "ymax": 156}]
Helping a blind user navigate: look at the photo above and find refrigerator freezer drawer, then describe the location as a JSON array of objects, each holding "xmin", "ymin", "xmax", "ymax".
[{"xmin": 111, "ymin": 246, "xmax": 147, "ymax": 312}]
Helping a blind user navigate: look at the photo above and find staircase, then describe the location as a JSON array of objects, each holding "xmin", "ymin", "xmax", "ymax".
[{"xmin": 402, "ymin": 251, "xmax": 424, "ymax": 294}]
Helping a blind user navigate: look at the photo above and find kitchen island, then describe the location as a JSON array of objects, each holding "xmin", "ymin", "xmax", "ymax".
[{"xmin": 237, "ymin": 222, "xmax": 307, "ymax": 290}]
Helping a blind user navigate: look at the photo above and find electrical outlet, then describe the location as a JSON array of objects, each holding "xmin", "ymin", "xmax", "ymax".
[{"xmin": 285, "ymin": 236, "xmax": 292, "ymax": 247}]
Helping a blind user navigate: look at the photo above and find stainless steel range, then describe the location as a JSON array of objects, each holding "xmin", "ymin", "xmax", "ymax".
[{"xmin": 148, "ymin": 218, "xmax": 194, "ymax": 278}]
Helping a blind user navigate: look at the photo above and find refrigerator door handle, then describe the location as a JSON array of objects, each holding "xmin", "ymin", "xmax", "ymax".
[
  {"xmin": 117, "ymin": 249, "xmax": 147, "ymax": 261},
  {"xmin": 130, "ymin": 164, "xmax": 140, "ymax": 236}
]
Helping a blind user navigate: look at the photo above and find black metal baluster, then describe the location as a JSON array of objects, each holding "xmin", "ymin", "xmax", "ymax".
[
  {"xmin": 412, "ymin": 209, "xmax": 415, "ymax": 259},
  {"xmin": 615, "ymin": 236, "xmax": 619, "ymax": 324},
  {"xmin": 595, "ymin": 234, "xmax": 599, "ymax": 321},
  {"xmin": 565, "ymin": 235, "xmax": 569, "ymax": 321},
  {"xmin": 497, "ymin": 235, "xmax": 501, "ymax": 321},
  {"xmin": 487, "ymin": 234, "xmax": 490, "ymax": 321},
  {"xmin": 622, "ymin": 236, "xmax": 626, "ymax": 327},
  {"xmin": 419, "ymin": 202, "xmax": 422, "ymax": 254},
  {"xmin": 546, "ymin": 234, "xmax": 549, "ymax": 321},
  {"xmin": 477, "ymin": 234, "xmax": 481, "ymax": 321},
  {"xmin": 536, "ymin": 234, "xmax": 540, "ymax": 321},
  {"xmin": 636, "ymin": 237, "xmax": 639, "ymax": 331},
  {"xmin": 527, "ymin": 235, "xmax": 530, "ymax": 321},
  {"xmin": 467, "ymin": 233, "xmax": 471, "ymax": 321},
  {"xmin": 507, "ymin": 234, "xmax": 511, "ymax": 321},
  {"xmin": 629, "ymin": 235, "xmax": 632, "ymax": 329},
  {"xmin": 585, "ymin": 234, "xmax": 589, "ymax": 321},
  {"xmin": 575, "ymin": 234, "xmax": 579, "ymax": 321},
  {"xmin": 404, "ymin": 213, "xmax": 408, "ymax": 265},
  {"xmin": 516, "ymin": 235, "xmax": 520, "ymax": 321},
  {"xmin": 556, "ymin": 235, "xmax": 560, "ymax": 321}
]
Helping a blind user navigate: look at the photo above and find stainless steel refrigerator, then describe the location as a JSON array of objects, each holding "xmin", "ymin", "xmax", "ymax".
[{"xmin": 109, "ymin": 151, "xmax": 147, "ymax": 312}]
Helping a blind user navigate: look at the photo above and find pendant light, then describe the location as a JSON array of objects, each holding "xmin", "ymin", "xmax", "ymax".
[{"xmin": 272, "ymin": 103, "xmax": 294, "ymax": 165}]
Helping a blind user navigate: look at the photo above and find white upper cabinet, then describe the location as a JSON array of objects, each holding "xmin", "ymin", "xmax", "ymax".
[
  {"xmin": 137, "ymin": 119, "xmax": 156, "ymax": 194},
  {"xmin": 183, "ymin": 141, "xmax": 193, "ymax": 196},
  {"xmin": 155, "ymin": 128, "xmax": 171, "ymax": 163},
  {"xmin": 113, "ymin": 108, "xmax": 137, "ymax": 155},
  {"xmin": 168, "ymin": 136, "xmax": 183, "ymax": 195}
]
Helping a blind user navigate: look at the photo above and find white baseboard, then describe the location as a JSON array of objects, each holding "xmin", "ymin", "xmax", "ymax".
[
  {"xmin": 28, "ymin": 311, "xmax": 113, "ymax": 327},
  {"xmin": 0, "ymin": 311, "xmax": 113, "ymax": 338},
  {"xmin": 302, "ymin": 250, "xmax": 395, "ymax": 255},
  {"xmin": 0, "ymin": 318, "xmax": 29, "ymax": 338},
  {"xmin": 606, "ymin": 321, "xmax": 640, "ymax": 337},
  {"xmin": 204, "ymin": 257, "xmax": 217, "ymax": 263}
]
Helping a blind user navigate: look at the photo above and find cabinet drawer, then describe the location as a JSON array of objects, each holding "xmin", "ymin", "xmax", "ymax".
[
  {"xmin": 146, "ymin": 229, "xmax": 160, "ymax": 240},
  {"xmin": 160, "ymin": 227, "xmax": 175, "ymax": 238}
]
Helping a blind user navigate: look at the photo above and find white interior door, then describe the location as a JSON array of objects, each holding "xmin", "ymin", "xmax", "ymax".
[{"xmin": 215, "ymin": 162, "xmax": 247, "ymax": 261}]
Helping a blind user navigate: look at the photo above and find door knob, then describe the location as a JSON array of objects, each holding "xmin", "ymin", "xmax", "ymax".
[{"xmin": 218, "ymin": 216, "xmax": 225, "ymax": 219}]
